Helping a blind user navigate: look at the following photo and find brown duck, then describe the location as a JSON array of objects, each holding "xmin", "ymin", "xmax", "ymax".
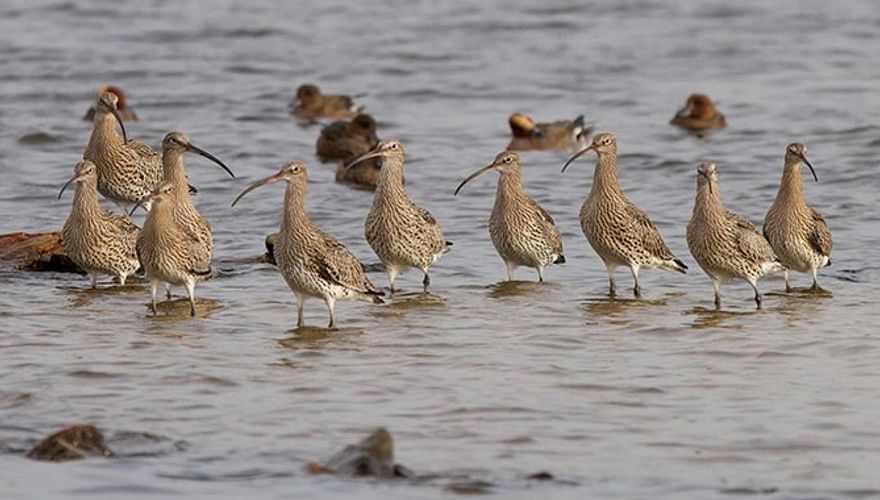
[
  {"xmin": 506, "ymin": 112, "xmax": 590, "ymax": 152},
  {"xmin": 291, "ymin": 84, "xmax": 362, "ymax": 121},
  {"xmin": 670, "ymin": 94, "xmax": 727, "ymax": 132}
]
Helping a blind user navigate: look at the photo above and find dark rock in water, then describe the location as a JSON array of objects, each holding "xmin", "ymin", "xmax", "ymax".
[
  {"xmin": 27, "ymin": 424, "xmax": 114, "ymax": 462},
  {"xmin": 264, "ymin": 232, "xmax": 278, "ymax": 265},
  {"xmin": 0, "ymin": 232, "xmax": 81, "ymax": 273},
  {"xmin": 526, "ymin": 471, "xmax": 555, "ymax": 480},
  {"xmin": 306, "ymin": 427, "xmax": 412, "ymax": 479}
]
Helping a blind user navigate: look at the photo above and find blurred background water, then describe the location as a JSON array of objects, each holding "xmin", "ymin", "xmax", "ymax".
[{"xmin": 1, "ymin": 0, "xmax": 878, "ymax": 498}]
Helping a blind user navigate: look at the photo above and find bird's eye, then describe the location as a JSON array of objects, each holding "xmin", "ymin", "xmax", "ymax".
[
  {"xmin": 504, "ymin": 156, "xmax": 512, "ymax": 163},
  {"xmin": 389, "ymin": 143, "xmax": 398, "ymax": 150}
]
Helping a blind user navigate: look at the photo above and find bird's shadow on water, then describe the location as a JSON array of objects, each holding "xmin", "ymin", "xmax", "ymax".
[
  {"xmin": 369, "ymin": 290, "xmax": 446, "ymax": 319},
  {"xmin": 58, "ymin": 283, "xmax": 146, "ymax": 308},
  {"xmin": 277, "ymin": 326, "xmax": 364, "ymax": 350},
  {"xmin": 485, "ymin": 280, "xmax": 557, "ymax": 299}
]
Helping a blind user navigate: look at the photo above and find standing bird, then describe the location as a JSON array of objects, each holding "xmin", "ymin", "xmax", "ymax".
[
  {"xmin": 83, "ymin": 85, "xmax": 139, "ymax": 122},
  {"xmin": 83, "ymin": 91, "xmax": 162, "ymax": 213},
  {"xmin": 231, "ymin": 162, "xmax": 384, "ymax": 328},
  {"xmin": 763, "ymin": 143, "xmax": 832, "ymax": 291},
  {"xmin": 58, "ymin": 160, "xmax": 140, "ymax": 288},
  {"xmin": 136, "ymin": 182, "xmax": 211, "ymax": 316},
  {"xmin": 454, "ymin": 151, "xmax": 564, "ymax": 281},
  {"xmin": 158, "ymin": 132, "xmax": 234, "ymax": 264},
  {"xmin": 506, "ymin": 112, "xmax": 591, "ymax": 152},
  {"xmin": 562, "ymin": 133, "xmax": 687, "ymax": 297},
  {"xmin": 291, "ymin": 84, "xmax": 362, "ymax": 121},
  {"xmin": 687, "ymin": 163, "xmax": 783, "ymax": 309},
  {"xmin": 346, "ymin": 139, "xmax": 450, "ymax": 293},
  {"xmin": 670, "ymin": 94, "xmax": 727, "ymax": 133}
]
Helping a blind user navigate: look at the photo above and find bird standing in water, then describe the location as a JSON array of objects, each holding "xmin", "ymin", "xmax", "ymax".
[
  {"xmin": 763, "ymin": 143, "xmax": 832, "ymax": 291},
  {"xmin": 562, "ymin": 133, "xmax": 687, "ymax": 297},
  {"xmin": 232, "ymin": 162, "xmax": 384, "ymax": 328},
  {"xmin": 454, "ymin": 151, "xmax": 564, "ymax": 282},
  {"xmin": 347, "ymin": 139, "xmax": 451, "ymax": 294}
]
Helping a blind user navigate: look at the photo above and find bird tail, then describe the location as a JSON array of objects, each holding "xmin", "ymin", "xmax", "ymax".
[
  {"xmin": 763, "ymin": 258, "xmax": 786, "ymax": 275},
  {"xmin": 663, "ymin": 258, "xmax": 688, "ymax": 274},
  {"xmin": 443, "ymin": 241, "xmax": 453, "ymax": 254},
  {"xmin": 554, "ymin": 254, "xmax": 566, "ymax": 265},
  {"xmin": 190, "ymin": 266, "xmax": 213, "ymax": 278}
]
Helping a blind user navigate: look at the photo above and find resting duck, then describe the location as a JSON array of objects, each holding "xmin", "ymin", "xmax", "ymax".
[
  {"xmin": 670, "ymin": 94, "xmax": 727, "ymax": 132},
  {"xmin": 506, "ymin": 112, "xmax": 590, "ymax": 152}
]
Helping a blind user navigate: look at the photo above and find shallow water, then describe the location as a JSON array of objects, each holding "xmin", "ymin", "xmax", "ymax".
[{"xmin": 1, "ymin": 0, "xmax": 879, "ymax": 498}]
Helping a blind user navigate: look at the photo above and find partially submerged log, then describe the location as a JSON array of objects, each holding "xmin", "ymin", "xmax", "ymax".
[{"xmin": 0, "ymin": 231, "xmax": 80, "ymax": 273}]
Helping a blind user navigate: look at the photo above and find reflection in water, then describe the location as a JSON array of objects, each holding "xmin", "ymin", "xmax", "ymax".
[
  {"xmin": 146, "ymin": 298, "xmax": 223, "ymax": 320},
  {"xmin": 773, "ymin": 289, "xmax": 831, "ymax": 328},
  {"xmin": 59, "ymin": 283, "xmax": 146, "ymax": 308},
  {"xmin": 371, "ymin": 292, "xmax": 447, "ymax": 319},
  {"xmin": 277, "ymin": 326, "xmax": 363, "ymax": 350},
  {"xmin": 580, "ymin": 295, "xmax": 671, "ymax": 318},
  {"xmin": 485, "ymin": 280, "xmax": 555, "ymax": 299},
  {"xmin": 688, "ymin": 307, "xmax": 756, "ymax": 330}
]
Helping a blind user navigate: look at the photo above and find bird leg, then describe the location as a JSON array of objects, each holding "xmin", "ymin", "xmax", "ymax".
[
  {"xmin": 712, "ymin": 280, "xmax": 721, "ymax": 310},
  {"xmin": 325, "ymin": 297, "xmax": 336, "ymax": 329},
  {"xmin": 184, "ymin": 280, "xmax": 197, "ymax": 317},
  {"xmin": 783, "ymin": 269, "xmax": 792, "ymax": 293},
  {"xmin": 605, "ymin": 263, "xmax": 617, "ymax": 297},
  {"xmin": 505, "ymin": 261, "xmax": 515, "ymax": 282},
  {"xmin": 150, "ymin": 280, "xmax": 159, "ymax": 316},
  {"xmin": 166, "ymin": 284, "xmax": 172, "ymax": 300},
  {"xmin": 296, "ymin": 298, "xmax": 305, "ymax": 327},
  {"xmin": 422, "ymin": 271, "xmax": 430, "ymax": 292},
  {"xmin": 748, "ymin": 280, "xmax": 762, "ymax": 310},
  {"xmin": 536, "ymin": 265, "xmax": 545, "ymax": 283},
  {"xmin": 90, "ymin": 273, "xmax": 98, "ymax": 290},
  {"xmin": 630, "ymin": 266, "xmax": 641, "ymax": 298}
]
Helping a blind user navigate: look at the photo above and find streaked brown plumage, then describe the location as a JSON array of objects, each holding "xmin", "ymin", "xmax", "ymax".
[
  {"xmin": 687, "ymin": 163, "xmax": 783, "ymax": 309},
  {"xmin": 231, "ymin": 162, "xmax": 383, "ymax": 328},
  {"xmin": 562, "ymin": 133, "xmax": 687, "ymax": 297},
  {"xmin": 59, "ymin": 160, "xmax": 140, "ymax": 288},
  {"xmin": 506, "ymin": 112, "xmax": 591, "ymax": 152},
  {"xmin": 136, "ymin": 182, "xmax": 212, "ymax": 316},
  {"xmin": 83, "ymin": 85, "xmax": 138, "ymax": 122},
  {"xmin": 347, "ymin": 139, "xmax": 450, "ymax": 293},
  {"xmin": 83, "ymin": 91, "xmax": 162, "ymax": 213},
  {"xmin": 763, "ymin": 143, "xmax": 832, "ymax": 291},
  {"xmin": 159, "ymin": 132, "xmax": 234, "ymax": 275},
  {"xmin": 291, "ymin": 84, "xmax": 362, "ymax": 121},
  {"xmin": 454, "ymin": 151, "xmax": 564, "ymax": 281},
  {"xmin": 670, "ymin": 94, "xmax": 727, "ymax": 132}
]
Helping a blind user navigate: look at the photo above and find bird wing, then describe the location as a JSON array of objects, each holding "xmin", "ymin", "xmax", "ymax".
[
  {"xmin": 808, "ymin": 207, "xmax": 832, "ymax": 257},
  {"xmin": 623, "ymin": 202, "xmax": 675, "ymax": 260},
  {"xmin": 413, "ymin": 204, "xmax": 448, "ymax": 254},
  {"xmin": 729, "ymin": 212, "xmax": 775, "ymax": 262},
  {"xmin": 315, "ymin": 234, "xmax": 376, "ymax": 294},
  {"xmin": 526, "ymin": 196, "xmax": 563, "ymax": 254},
  {"xmin": 127, "ymin": 139, "xmax": 163, "ymax": 187}
]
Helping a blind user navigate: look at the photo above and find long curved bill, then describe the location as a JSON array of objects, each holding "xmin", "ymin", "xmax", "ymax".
[
  {"xmin": 561, "ymin": 144, "xmax": 596, "ymax": 173},
  {"xmin": 57, "ymin": 174, "xmax": 79, "ymax": 200},
  {"xmin": 344, "ymin": 149, "xmax": 383, "ymax": 170},
  {"xmin": 128, "ymin": 192, "xmax": 157, "ymax": 216},
  {"xmin": 798, "ymin": 154, "xmax": 818, "ymax": 182},
  {"xmin": 674, "ymin": 105, "xmax": 689, "ymax": 119},
  {"xmin": 698, "ymin": 171, "xmax": 714, "ymax": 195},
  {"xmin": 453, "ymin": 165, "xmax": 494, "ymax": 196},
  {"xmin": 187, "ymin": 143, "xmax": 235, "ymax": 178},
  {"xmin": 109, "ymin": 106, "xmax": 128, "ymax": 143},
  {"xmin": 231, "ymin": 173, "xmax": 284, "ymax": 207}
]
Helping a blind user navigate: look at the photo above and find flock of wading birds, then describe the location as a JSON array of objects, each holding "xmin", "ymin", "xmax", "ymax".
[{"xmin": 59, "ymin": 85, "xmax": 832, "ymax": 327}]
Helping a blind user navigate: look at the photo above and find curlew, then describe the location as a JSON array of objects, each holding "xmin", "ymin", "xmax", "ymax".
[
  {"xmin": 454, "ymin": 151, "xmax": 564, "ymax": 281},
  {"xmin": 136, "ymin": 182, "xmax": 212, "ymax": 316},
  {"xmin": 291, "ymin": 84, "xmax": 362, "ymax": 121},
  {"xmin": 670, "ymin": 94, "xmax": 727, "ymax": 133},
  {"xmin": 346, "ymin": 139, "xmax": 450, "ymax": 293},
  {"xmin": 562, "ymin": 133, "xmax": 687, "ymax": 297},
  {"xmin": 231, "ymin": 162, "xmax": 383, "ymax": 327},
  {"xmin": 58, "ymin": 160, "xmax": 140, "ymax": 288},
  {"xmin": 763, "ymin": 143, "xmax": 832, "ymax": 291},
  {"xmin": 83, "ymin": 91, "xmax": 162, "ymax": 213},
  {"xmin": 506, "ymin": 112, "xmax": 591, "ymax": 153},
  {"xmin": 687, "ymin": 163, "xmax": 783, "ymax": 309},
  {"xmin": 83, "ymin": 85, "xmax": 138, "ymax": 122}
]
